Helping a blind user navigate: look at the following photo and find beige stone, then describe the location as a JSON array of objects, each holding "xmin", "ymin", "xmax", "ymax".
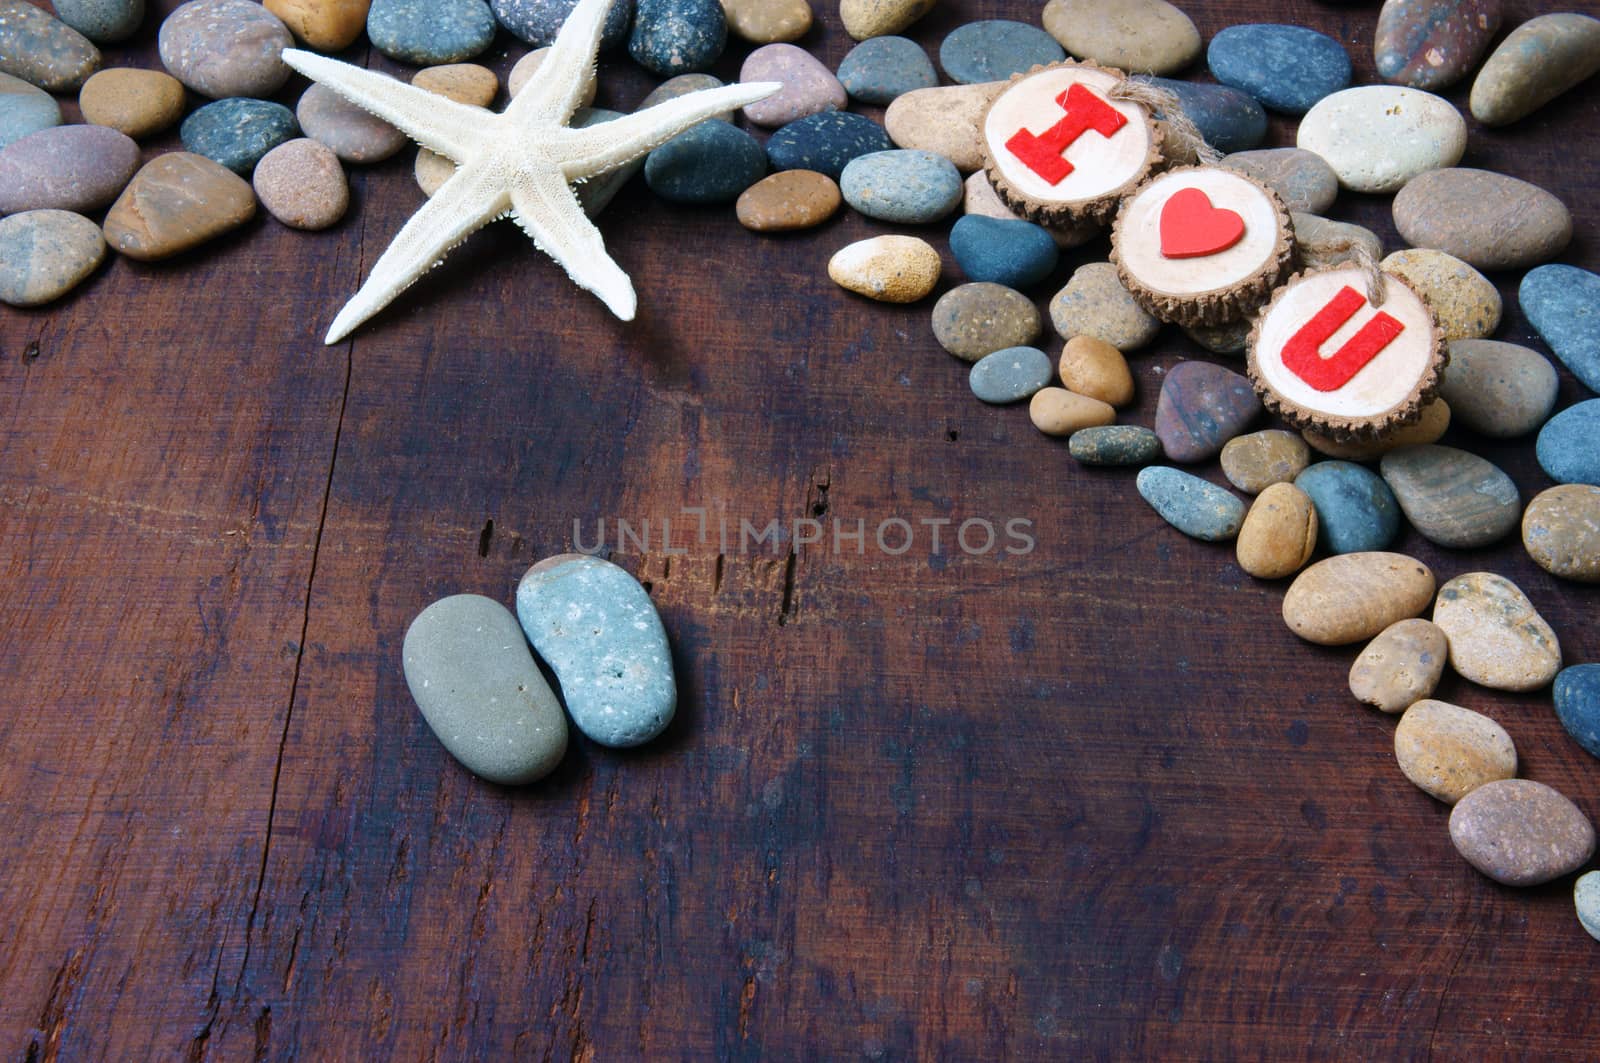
[
  {"xmin": 1433, "ymin": 572, "xmax": 1561, "ymax": 692},
  {"xmin": 1057, "ymin": 335, "xmax": 1133, "ymax": 407},
  {"xmin": 841, "ymin": 0, "xmax": 936, "ymax": 40},
  {"xmin": 412, "ymin": 63, "xmax": 498, "ymax": 107},
  {"xmin": 1029, "ymin": 388, "xmax": 1115, "ymax": 437},
  {"xmin": 1395, "ymin": 700, "xmax": 1517, "ymax": 804},
  {"xmin": 885, "ymin": 82, "xmax": 1003, "ymax": 173},
  {"xmin": 264, "ymin": 0, "xmax": 370, "ymax": 50},
  {"xmin": 1282, "ymin": 552, "xmax": 1436, "ymax": 646},
  {"xmin": 102, "ymin": 153, "xmax": 257, "ymax": 262},
  {"xmin": 1382, "ymin": 248, "xmax": 1501, "ymax": 340},
  {"xmin": 1236, "ymin": 483, "xmax": 1317, "ymax": 580},
  {"xmin": 724, "ymin": 0, "xmax": 812, "ymax": 43},
  {"xmin": 1349, "ymin": 618, "xmax": 1447, "ymax": 713},
  {"xmin": 827, "ymin": 235, "xmax": 940, "ymax": 303},
  {"xmin": 79, "ymin": 68, "xmax": 185, "ymax": 140}
]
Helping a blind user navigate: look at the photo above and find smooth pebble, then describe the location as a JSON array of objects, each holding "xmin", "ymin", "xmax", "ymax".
[
  {"xmin": 1555, "ymin": 664, "xmax": 1600, "ymax": 759},
  {"xmin": 1521, "ymin": 266, "xmax": 1600, "ymax": 394},
  {"xmin": 1050, "ymin": 263, "xmax": 1161, "ymax": 351},
  {"xmin": 840, "ymin": 0, "xmax": 933, "ymax": 40},
  {"xmin": 1394, "ymin": 699, "xmax": 1517, "ymax": 804},
  {"xmin": 1153, "ymin": 361, "xmax": 1261, "ymax": 463},
  {"xmin": 767, "ymin": 111, "xmax": 892, "ymax": 179},
  {"xmin": 1380, "ymin": 444, "xmax": 1519, "ymax": 549},
  {"xmin": 1433, "ymin": 572, "xmax": 1562, "ymax": 692},
  {"xmin": 1537, "ymin": 400, "xmax": 1600, "ymax": 487},
  {"xmin": 629, "ymin": 0, "xmax": 725, "ymax": 76},
  {"xmin": 1375, "ymin": 0, "xmax": 1502, "ymax": 91},
  {"xmin": 1057, "ymin": 335, "xmax": 1134, "ymax": 407},
  {"xmin": 265, "ymin": 0, "xmax": 371, "ymax": 51},
  {"xmin": 1236, "ymin": 482, "xmax": 1318, "ymax": 579},
  {"xmin": 645, "ymin": 119, "xmax": 766, "ymax": 204},
  {"xmin": 938, "ymin": 19, "xmax": 1063, "ymax": 84},
  {"xmin": 181, "ymin": 98, "xmax": 299, "ymax": 175},
  {"xmin": 1380, "ymin": 249, "xmax": 1499, "ymax": 341},
  {"xmin": 491, "ymin": 0, "xmax": 632, "ymax": 48},
  {"xmin": 837, "ymin": 36, "xmax": 936, "ymax": 105},
  {"xmin": 1450, "ymin": 780, "xmax": 1594, "ymax": 887},
  {"xmin": 1298, "ymin": 86, "xmax": 1465, "ymax": 194},
  {"xmin": 1136, "ymin": 467, "xmax": 1247, "ymax": 542},
  {"xmin": 1295, "ymin": 460, "xmax": 1401, "ymax": 555},
  {"xmin": 1206, "ymin": 23, "xmax": 1352, "ymax": 115},
  {"xmin": 1029, "ymin": 387, "xmax": 1116, "ymax": 437},
  {"xmin": 159, "ymin": 0, "xmax": 292, "ymax": 98},
  {"xmin": 1220, "ymin": 430, "xmax": 1310, "ymax": 494},
  {"xmin": 1281, "ymin": 552, "xmax": 1435, "ymax": 646},
  {"xmin": 1439, "ymin": 340, "xmax": 1558, "ymax": 438},
  {"xmin": 1043, "ymin": 0, "xmax": 1201, "ymax": 76},
  {"xmin": 367, "ymin": 0, "xmax": 496, "ymax": 63},
  {"xmin": 949, "ymin": 215, "xmax": 1058, "ymax": 290},
  {"xmin": 0, "ymin": 124, "xmax": 138, "ymax": 214},
  {"xmin": 1070, "ymin": 425, "xmax": 1162, "ymax": 466},
  {"xmin": 1394, "ymin": 168, "xmax": 1572, "ymax": 271},
  {"xmin": 297, "ymin": 82, "xmax": 406, "ymax": 164},
  {"xmin": 253, "ymin": 138, "xmax": 348, "ymax": 230},
  {"xmin": 1349, "ymin": 618, "xmax": 1448, "ymax": 713},
  {"xmin": 0, "ymin": 72, "xmax": 61, "ymax": 149},
  {"xmin": 53, "ymin": 0, "xmax": 144, "ymax": 43},
  {"xmin": 828, "ymin": 235, "xmax": 939, "ymax": 302},
  {"xmin": 1136, "ymin": 77, "xmax": 1266, "ymax": 154},
  {"xmin": 0, "ymin": 0, "xmax": 100, "ymax": 92},
  {"xmin": 724, "ymin": 0, "xmax": 811, "ymax": 44},
  {"xmin": 0, "ymin": 209, "xmax": 104, "ymax": 308},
  {"xmin": 1522, "ymin": 485, "xmax": 1600, "ymax": 583},
  {"xmin": 932, "ymin": 282, "xmax": 1041, "ymax": 362},
  {"xmin": 840, "ymin": 149, "xmax": 961, "ymax": 224},
  {"xmin": 735, "ymin": 169, "xmax": 840, "ymax": 231},
  {"xmin": 740, "ymin": 43, "xmax": 845, "ymax": 128},
  {"xmin": 102, "ymin": 152, "xmax": 257, "ymax": 261},
  {"xmin": 969, "ymin": 346, "xmax": 1053, "ymax": 404},
  {"xmin": 884, "ymin": 81, "xmax": 1002, "ymax": 173},
  {"xmin": 78, "ymin": 68, "xmax": 185, "ymax": 140},
  {"xmin": 1219, "ymin": 148, "xmax": 1337, "ymax": 214},
  {"xmin": 1470, "ymin": 12, "xmax": 1600, "ymax": 126}
]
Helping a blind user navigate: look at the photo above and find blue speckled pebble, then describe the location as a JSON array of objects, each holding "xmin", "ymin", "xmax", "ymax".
[
  {"xmin": 180, "ymin": 98, "xmax": 298, "ymax": 175},
  {"xmin": 1137, "ymin": 466, "xmax": 1247, "ymax": 541},
  {"xmin": 837, "ymin": 36, "xmax": 937, "ymax": 105},
  {"xmin": 645, "ymin": 119, "xmax": 766, "ymax": 204},
  {"xmin": 51, "ymin": 0, "xmax": 143, "ymax": 43},
  {"xmin": 492, "ymin": 0, "xmax": 633, "ymax": 48},
  {"xmin": 939, "ymin": 20, "xmax": 1064, "ymax": 85},
  {"xmin": 1520, "ymin": 264, "xmax": 1600, "ymax": 394},
  {"xmin": 629, "ymin": 0, "xmax": 725, "ymax": 76},
  {"xmin": 970, "ymin": 346, "xmax": 1053, "ymax": 404},
  {"xmin": 1555, "ymin": 664, "xmax": 1600, "ymax": 761},
  {"xmin": 1071, "ymin": 425, "xmax": 1163, "ymax": 466},
  {"xmin": 368, "ymin": 0, "xmax": 497, "ymax": 63},
  {"xmin": 1207, "ymin": 24, "xmax": 1351, "ymax": 115},
  {"xmin": 517, "ymin": 553, "xmax": 677, "ymax": 748},
  {"xmin": 950, "ymin": 215, "xmax": 1058, "ymax": 290},
  {"xmin": 1537, "ymin": 400, "xmax": 1600, "ymax": 486},
  {"xmin": 1295, "ymin": 460, "xmax": 1401, "ymax": 554},
  {"xmin": 767, "ymin": 111, "xmax": 893, "ymax": 179},
  {"xmin": 0, "ymin": 73, "xmax": 61, "ymax": 150},
  {"xmin": 1136, "ymin": 76, "xmax": 1268, "ymax": 153},
  {"xmin": 840, "ymin": 149, "xmax": 960, "ymax": 224}
]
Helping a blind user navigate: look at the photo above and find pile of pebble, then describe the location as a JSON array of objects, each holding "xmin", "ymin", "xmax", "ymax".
[{"xmin": 4, "ymin": 0, "xmax": 1600, "ymax": 931}]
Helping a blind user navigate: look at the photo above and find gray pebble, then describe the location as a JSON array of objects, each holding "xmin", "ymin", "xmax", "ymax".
[{"xmin": 969, "ymin": 346, "xmax": 1053, "ymax": 404}]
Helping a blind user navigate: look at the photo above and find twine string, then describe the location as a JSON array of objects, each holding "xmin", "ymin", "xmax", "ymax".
[
  {"xmin": 1295, "ymin": 235, "xmax": 1388, "ymax": 305},
  {"xmin": 1107, "ymin": 79, "xmax": 1224, "ymax": 167}
]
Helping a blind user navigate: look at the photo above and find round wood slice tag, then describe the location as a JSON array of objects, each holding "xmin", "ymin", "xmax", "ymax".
[
  {"xmin": 1111, "ymin": 166, "xmax": 1292, "ymax": 327},
  {"xmin": 980, "ymin": 62, "xmax": 1163, "ymax": 226},
  {"xmin": 1247, "ymin": 266, "xmax": 1446, "ymax": 440}
]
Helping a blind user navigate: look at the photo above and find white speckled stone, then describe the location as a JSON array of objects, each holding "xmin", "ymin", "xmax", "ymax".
[
  {"xmin": 1298, "ymin": 85, "xmax": 1465, "ymax": 193},
  {"xmin": 516, "ymin": 554, "xmax": 677, "ymax": 747}
]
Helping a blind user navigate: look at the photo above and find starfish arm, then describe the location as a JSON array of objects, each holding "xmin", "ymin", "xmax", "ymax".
[
  {"xmin": 553, "ymin": 82, "xmax": 784, "ymax": 178},
  {"xmin": 505, "ymin": 0, "xmax": 617, "ymax": 122},
  {"xmin": 282, "ymin": 49, "xmax": 493, "ymax": 162},
  {"xmin": 324, "ymin": 167, "xmax": 509, "ymax": 344},
  {"xmin": 508, "ymin": 168, "xmax": 637, "ymax": 321}
]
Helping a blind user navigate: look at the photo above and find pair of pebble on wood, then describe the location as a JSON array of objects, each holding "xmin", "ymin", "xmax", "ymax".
[{"xmin": 402, "ymin": 555, "xmax": 677, "ymax": 785}]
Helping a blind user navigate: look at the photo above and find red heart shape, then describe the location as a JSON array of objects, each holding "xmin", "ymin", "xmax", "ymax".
[{"xmin": 1159, "ymin": 187, "xmax": 1246, "ymax": 259}]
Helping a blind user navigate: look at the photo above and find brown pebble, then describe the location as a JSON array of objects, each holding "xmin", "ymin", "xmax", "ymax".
[
  {"xmin": 884, "ymin": 82, "xmax": 1003, "ymax": 173},
  {"xmin": 103, "ymin": 152, "xmax": 257, "ymax": 261},
  {"xmin": 1433, "ymin": 572, "xmax": 1561, "ymax": 692},
  {"xmin": 724, "ymin": 0, "xmax": 813, "ymax": 43},
  {"xmin": 931, "ymin": 282, "xmax": 1041, "ymax": 362},
  {"xmin": 1302, "ymin": 399, "xmax": 1450, "ymax": 460},
  {"xmin": 297, "ymin": 82, "xmax": 407, "ymax": 164},
  {"xmin": 1282, "ymin": 552, "xmax": 1436, "ymax": 646},
  {"xmin": 1523, "ymin": 484, "xmax": 1600, "ymax": 583},
  {"xmin": 1394, "ymin": 699, "xmax": 1516, "ymax": 804},
  {"xmin": 412, "ymin": 63, "xmax": 498, "ymax": 107},
  {"xmin": 263, "ymin": 0, "xmax": 370, "ymax": 51},
  {"xmin": 1057, "ymin": 335, "xmax": 1133, "ymax": 407},
  {"xmin": 827, "ymin": 234, "xmax": 940, "ymax": 303},
  {"xmin": 1220, "ymin": 430, "xmax": 1311, "ymax": 494},
  {"xmin": 1393, "ymin": 167, "xmax": 1572, "ymax": 271},
  {"xmin": 1236, "ymin": 482, "xmax": 1318, "ymax": 580},
  {"xmin": 253, "ymin": 138, "xmax": 348, "ymax": 230},
  {"xmin": 79, "ymin": 68, "xmax": 186, "ymax": 140},
  {"xmin": 1349, "ymin": 618, "xmax": 1447, "ymax": 713},
  {"xmin": 414, "ymin": 147, "xmax": 454, "ymax": 197},
  {"xmin": 736, "ymin": 169, "xmax": 841, "ymax": 232},
  {"xmin": 1450, "ymin": 779, "xmax": 1595, "ymax": 886},
  {"xmin": 1029, "ymin": 387, "xmax": 1115, "ymax": 437}
]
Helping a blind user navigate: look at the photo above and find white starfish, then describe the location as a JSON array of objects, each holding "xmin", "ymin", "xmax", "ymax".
[{"xmin": 282, "ymin": 0, "xmax": 780, "ymax": 344}]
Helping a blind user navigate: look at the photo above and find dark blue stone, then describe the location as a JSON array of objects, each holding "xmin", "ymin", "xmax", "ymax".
[
  {"xmin": 766, "ymin": 112, "xmax": 892, "ymax": 179},
  {"xmin": 179, "ymin": 98, "xmax": 297, "ymax": 175},
  {"xmin": 1135, "ymin": 76, "xmax": 1268, "ymax": 154},
  {"xmin": 645, "ymin": 119, "xmax": 765, "ymax": 204},
  {"xmin": 1536, "ymin": 400, "xmax": 1600, "ymax": 486},
  {"xmin": 1295, "ymin": 461, "xmax": 1401, "ymax": 554},
  {"xmin": 1555, "ymin": 664, "xmax": 1600, "ymax": 761},
  {"xmin": 491, "ymin": 0, "xmax": 632, "ymax": 48},
  {"xmin": 938, "ymin": 20, "xmax": 1065, "ymax": 85},
  {"xmin": 1136, "ymin": 466, "xmax": 1247, "ymax": 541},
  {"xmin": 368, "ymin": 0, "xmax": 497, "ymax": 63},
  {"xmin": 837, "ymin": 36, "xmax": 936, "ymax": 105},
  {"xmin": 629, "ymin": 0, "xmax": 725, "ymax": 76},
  {"xmin": 1520, "ymin": 264, "xmax": 1600, "ymax": 394},
  {"xmin": 1206, "ymin": 24, "xmax": 1352, "ymax": 115},
  {"xmin": 950, "ymin": 215, "xmax": 1059, "ymax": 290}
]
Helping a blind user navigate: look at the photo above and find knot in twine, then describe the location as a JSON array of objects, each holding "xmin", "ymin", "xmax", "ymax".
[
  {"xmin": 1294, "ymin": 236, "xmax": 1389, "ymax": 306},
  {"xmin": 1107, "ymin": 79, "xmax": 1224, "ymax": 167}
]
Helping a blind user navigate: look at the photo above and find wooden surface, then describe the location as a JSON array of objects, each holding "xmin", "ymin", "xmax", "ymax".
[{"xmin": 3, "ymin": 0, "xmax": 1600, "ymax": 1057}]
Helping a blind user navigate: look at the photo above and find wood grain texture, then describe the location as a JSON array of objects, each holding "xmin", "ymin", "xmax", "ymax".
[{"xmin": 2, "ymin": 0, "xmax": 1599, "ymax": 1058}]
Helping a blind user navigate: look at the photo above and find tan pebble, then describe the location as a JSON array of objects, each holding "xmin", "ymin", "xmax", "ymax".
[
  {"xmin": 736, "ymin": 170, "xmax": 840, "ymax": 232},
  {"xmin": 1433, "ymin": 572, "xmax": 1561, "ymax": 692},
  {"xmin": 1523, "ymin": 484, "xmax": 1600, "ymax": 583},
  {"xmin": 1382, "ymin": 248, "xmax": 1501, "ymax": 340},
  {"xmin": 1057, "ymin": 335, "xmax": 1133, "ymax": 407},
  {"xmin": 841, "ymin": 0, "xmax": 937, "ymax": 40},
  {"xmin": 1450, "ymin": 779, "xmax": 1596, "ymax": 886},
  {"xmin": 511, "ymin": 48, "xmax": 595, "ymax": 105},
  {"xmin": 931, "ymin": 282, "xmax": 1041, "ymax": 361},
  {"xmin": 1029, "ymin": 387, "xmax": 1115, "ymax": 437},
  {"xmin": 254, "ymin": 138, "xmax": 348, "ymax": 230},
  {"xmin": 827, "ymin": 235, "xmax": 940, "ymax": 303},
  {"xmin": 102, "ymin": 152, "xmax": 257, "ymax": 262},
  {"xmin": 415, "ymin": 147, "xmax": 455, "ymax": 197},
  {"xmin": 264, "ymin": 0, "xmax": 370, "ymax": 51},
  {"xmin": 963, "ymin": 171, "xmax": 1101, "ymax": 248},
  {"xmin": 1302, "ymin": 399, "xmax": 1450, "ymax": 459},
  {"xmin": 1050, "ymin": 262, "xmax": 1161, "ymax": 350},
  {"xmin": 724, "ymin": 0, "xmax": 812, "ymax": 43},
  {"xmin": 1236, "ymin": 483, "xmax": 1318, "ymax": 580},
  {"xmin": 1220, "ymin": 430, "xmax": 1311, "ymax": 494},
  {"xmin": 885, "ymin": 82, "xmax": 1002, "ymax": 172},
  {"xmin": 1349, "ymin": 618, "xmax": 1448, "ymax": 713},
  {"xmin": 1282, "ymin": 552, "xmax": 1436, "ymax": 646},
  {"xmin": 1395, "ymin": 700, "xmax": 1517, "ymax": 804},
  {"xmin": 79, "ymin": 68, "xmax": 186, "ymax": 140},
  {"xmin": 412, "ymin": 63, "xmax": 498, "ymax": 107}
]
